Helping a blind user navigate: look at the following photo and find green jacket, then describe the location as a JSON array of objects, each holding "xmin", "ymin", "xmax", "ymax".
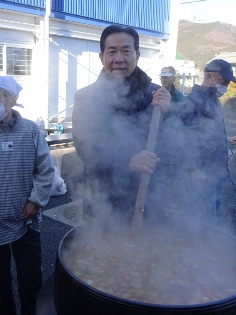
[{"xmin": 170, "ymin": 84, "xmax": 185, "ymax": 102}]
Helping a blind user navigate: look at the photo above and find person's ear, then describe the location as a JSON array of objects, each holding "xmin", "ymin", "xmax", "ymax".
[{"xmin": 99, "ymin": 52, "xmax": 104, "ymax": 66}]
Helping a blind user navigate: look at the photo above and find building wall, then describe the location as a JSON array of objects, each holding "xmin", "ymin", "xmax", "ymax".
[
  {"xmin": 0, "ymin": 9, "xmax": 46, "ymax": 121},
  {"xmin": 48, "ymin": 21, "xmax": 162, "ymax": 121},
  {"xmin": 0, "ymin": 0, "xmax": 177, "ymax": 124},
  {"xmin": 0, "ymin": 12, "xmax": 164, "ymax": 123},
  {"xmin": 160, "ymin": 0, "xmax": 180, "ymax": 65},
  {"xmin": 2, "ymin": 0, "xmax": 170, "ymax": 37},
  {"xmin": 48, "ymin": 34, "xmax": 101, "ymax": 121},
  {"xmin": 52, "ymin": 0, "xmax": 170, "ymax": 37}
]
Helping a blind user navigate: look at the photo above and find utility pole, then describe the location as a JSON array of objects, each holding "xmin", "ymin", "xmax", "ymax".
[
  {"xmin": 43, "ymin": 0, "xmax": 51, "ymax": 127},
  {"xmin": 181, "ymin": 73, "xmax": 186, "ymax": 95}
]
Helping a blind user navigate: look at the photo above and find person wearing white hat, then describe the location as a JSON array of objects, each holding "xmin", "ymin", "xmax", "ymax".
[
  {"xmin": 159, "ymin": 66, "xmax": 185, "ymax": 104},
  {"xmin": 0, "ymin": 75, "xmax": 23, "ymax": 97},
  {"xmin": 0, "ymin": 76, "xmax": 54, "ymax": 314},
  {"xmin": 0, "ymin": 77, "xmax": 23, "ymax": 122},
  {"xmin": 0, "ymin": 76, "xmax": 29, "ymax": 120}
]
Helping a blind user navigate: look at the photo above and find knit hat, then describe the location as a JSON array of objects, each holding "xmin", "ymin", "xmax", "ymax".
[{"xmin": 0, "ymin": 76, "xmax": 23, "ymax": 98}]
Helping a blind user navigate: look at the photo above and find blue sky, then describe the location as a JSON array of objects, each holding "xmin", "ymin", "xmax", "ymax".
[{"xmin": 179, "ymin": 0, "xmax": 236, "ymax": 27}]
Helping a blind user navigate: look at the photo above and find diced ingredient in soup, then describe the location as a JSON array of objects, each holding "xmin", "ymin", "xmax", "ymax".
[{"xmin": 63, "ymin": 224, "xmax": 236, "ymax": 305}]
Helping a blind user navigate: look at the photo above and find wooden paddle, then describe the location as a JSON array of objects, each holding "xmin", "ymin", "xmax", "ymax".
[{"xmin": 131, "ymin": 105, "xmax": 161, "ymax": 232}]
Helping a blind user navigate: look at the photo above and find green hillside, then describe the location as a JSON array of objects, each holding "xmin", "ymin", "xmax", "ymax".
[{"xmin": 177, "ymin": 20, "xmax": 236, "ymax": 71}]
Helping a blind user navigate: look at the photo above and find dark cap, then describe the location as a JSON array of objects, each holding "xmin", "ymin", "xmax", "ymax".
[
  {"xmin": 204, "ymin": 59, "xmax": 236, "ymax": 83},
  {"xmin": 159, "ymin": 66, "xmax": 176, "ymax": 77}
]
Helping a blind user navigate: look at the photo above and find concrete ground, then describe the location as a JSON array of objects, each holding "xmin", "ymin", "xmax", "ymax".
[{"xmin": 12, "ymin": 144, "xmax": 236, "ymax": 314}]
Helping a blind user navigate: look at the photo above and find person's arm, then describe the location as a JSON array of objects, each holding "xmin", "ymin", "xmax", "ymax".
[
  {"xmin": 27, "ymin": 126, "xmax": 55, "ymax": 209},
  {"xmin": 179, "ymin": 93, "xmax": 212, "ymax": 178},
  {"xmin": 72, "ymin": 90, "xmax": 89, "ymax": 163}
]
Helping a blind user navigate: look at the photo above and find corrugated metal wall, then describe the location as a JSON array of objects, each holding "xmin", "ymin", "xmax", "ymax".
[
  {"xmin": 3, "ymin": 0, "xmax": 45, "ymax": 8},
  {"xmin": 52, "ymin": 0, "xmax": 170, "ymax": 33},
  {"xmin": 3, "ymin": 0, "xmax": 170, "ymax": 33}
]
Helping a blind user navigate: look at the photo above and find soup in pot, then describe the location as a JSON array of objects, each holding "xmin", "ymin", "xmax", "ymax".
[{"xmin": 62, "ymin": 224, "xmax": 236, "ymax": 305}]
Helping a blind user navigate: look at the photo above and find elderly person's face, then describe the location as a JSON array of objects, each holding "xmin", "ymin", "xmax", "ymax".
[
  {"xmin": 99, "ymin": 32, "xmax": 140, "ymax": 79},
  {"xmin": 0, "ymin": 88, "xmax": 17, "ymax": 121},
  {"xmin": 160, "ymin": 75, "xmax": 175, "ymax": 91},
  {"xmin": 205, "ymin": 72, "xmax": 228, "ymax": 87}
]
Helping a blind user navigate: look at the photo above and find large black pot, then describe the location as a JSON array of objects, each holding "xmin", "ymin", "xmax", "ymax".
[{"xmin": 54, "ymin": 223, "xmax": 236, "ymax": 315}]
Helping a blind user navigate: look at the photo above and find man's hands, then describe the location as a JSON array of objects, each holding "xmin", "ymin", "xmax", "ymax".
[
  {"xmin": 128, "ymin": 88, "xmax": 169, "ymax": 174},
  {"xmin": 128, "ymin": 88, "xmax": 170, "ymax": 174},
  {"xmin": 129, "ymin": 150, "xmax": 160, "ymax": 174},
  {"xmin": 21, "ymin": 201, "xmax": 40, "ymax": 220},
  {"xmin": 152, "ymin": 87, "xmax": 171, "ymax": 114}
]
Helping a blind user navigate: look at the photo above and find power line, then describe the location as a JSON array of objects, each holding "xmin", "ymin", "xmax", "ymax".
[{"xmin": 181, "ymin": 0, "xmax": 207, "ymax": 4}]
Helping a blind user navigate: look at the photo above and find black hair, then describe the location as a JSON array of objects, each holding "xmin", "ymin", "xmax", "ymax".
[{"xmin": 100, "ymin": 24, "xmax": 139, "ymax": 54}]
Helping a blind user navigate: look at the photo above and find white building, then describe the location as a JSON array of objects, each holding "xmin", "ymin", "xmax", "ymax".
[{"xmin": 0, "ymin": 0, "xmax": 180, "ymax": 126}]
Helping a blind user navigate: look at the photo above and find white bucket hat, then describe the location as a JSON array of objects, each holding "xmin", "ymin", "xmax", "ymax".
[{"xmin": 0, "ymin": 76, "xmax": 23, "ymax": 98}]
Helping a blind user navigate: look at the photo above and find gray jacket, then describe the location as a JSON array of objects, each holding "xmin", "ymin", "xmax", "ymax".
[{"xmin": 0, "ymin": 110, "xmax": 54, "ymax": 245}]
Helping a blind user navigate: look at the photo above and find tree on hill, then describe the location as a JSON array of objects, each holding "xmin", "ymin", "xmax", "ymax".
[{"xmin": 177, "ymin": 20, "xmax": 236, "ymax": 72}]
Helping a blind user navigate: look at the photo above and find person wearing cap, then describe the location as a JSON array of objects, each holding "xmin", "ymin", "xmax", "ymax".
[
  {"xmin": 159, "ymin": 66, "xmax": 185, "ymax": 103},
  {"xmin": 205, "ymin": 59, "xmax": 236, "ymax": 145},
  {"xmin": 180, "ymin": 59, "xmax": 233, "ymax": 222},
  {"xmin": 0, "ymin": 76, "xmax": 54, "ymax": 314},
  {"xmin": 204, "ymin": 59, "xmax": 236, "ymax": 98}
]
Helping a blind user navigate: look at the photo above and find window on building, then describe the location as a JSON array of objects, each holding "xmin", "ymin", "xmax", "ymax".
[{"xmin": 0, "ymin": 44, "xmax": 32, "ymax": 75}]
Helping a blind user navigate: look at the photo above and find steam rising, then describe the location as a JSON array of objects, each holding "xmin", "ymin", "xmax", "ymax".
[
  {"xmin": 69, "ymin": 73, "xmax": 235, "ymax": 233},
  {"xmin": 57, "ymin": 74, "xmax": 236, "ymax": 305}
]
